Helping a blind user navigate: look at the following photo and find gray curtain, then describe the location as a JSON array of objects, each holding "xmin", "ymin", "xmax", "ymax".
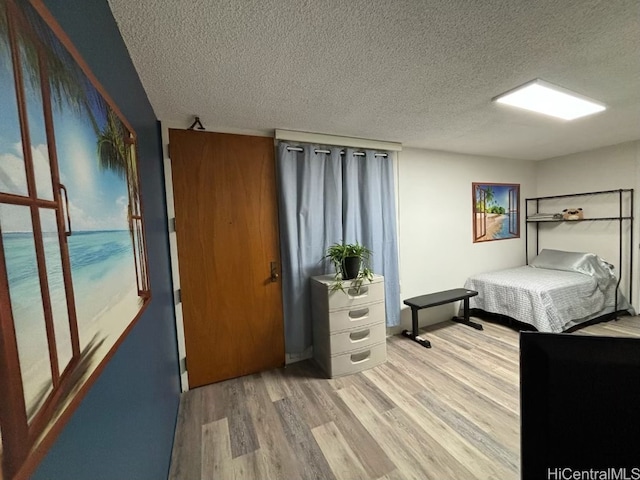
[
  {"xmin": 343, "ymin": 149, "xmax": 400, "ymax": 327},
  {"xmin": 276, "ymin": 143, "xmax": 342, "ymax": 354},
  {"xmin": 276, "ymin": 143, "xmax": 400, "ymax": 355}
]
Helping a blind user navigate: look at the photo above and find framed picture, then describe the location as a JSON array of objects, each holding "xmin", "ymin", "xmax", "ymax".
[
  {"xmin": 473, "ymin": 183, "xmax": 520, "ymax": 243},
  {"xmin": 0, "ymin": 0, "xmax": 150, "ymax": 477}
]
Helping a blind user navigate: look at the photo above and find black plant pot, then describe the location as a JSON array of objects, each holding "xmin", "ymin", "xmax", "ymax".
[{"xmin": 342, "ymin": 257, "xmax": 361, "ymax": 280}]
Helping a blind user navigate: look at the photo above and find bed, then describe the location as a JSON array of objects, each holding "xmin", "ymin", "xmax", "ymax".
[{"xmin": 463, "ymin": 249, "xmax": 635, "ymax": 333}]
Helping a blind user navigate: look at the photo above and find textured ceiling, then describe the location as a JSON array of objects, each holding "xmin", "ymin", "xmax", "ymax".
[{"xmin": 107, "ymin": 0, "xmax": 640, "ymax": 160}]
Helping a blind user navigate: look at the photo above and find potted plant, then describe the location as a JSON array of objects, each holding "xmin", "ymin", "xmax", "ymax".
[{"xmin": 325, "ymin": 241, "xmax": 374, "ymax": 292}]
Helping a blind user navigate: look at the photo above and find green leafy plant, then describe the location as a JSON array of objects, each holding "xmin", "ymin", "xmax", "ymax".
[{"xmin": 324, "ymin": 241, "xmax": 374, "ymax": 293}]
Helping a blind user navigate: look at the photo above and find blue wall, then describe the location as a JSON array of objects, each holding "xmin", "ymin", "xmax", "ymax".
[{"xmin": 32, "ymin": 1, "xmax": 180, "ymax": 478}]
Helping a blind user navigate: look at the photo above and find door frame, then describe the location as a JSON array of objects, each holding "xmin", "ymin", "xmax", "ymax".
[{"xmin": 160, "ymin": 122, "xmax": 187, "ymax": 392}]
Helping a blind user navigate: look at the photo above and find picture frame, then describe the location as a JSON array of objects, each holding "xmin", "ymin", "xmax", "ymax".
[
  {"xmin": 0, "ymin": 0, "xmax": 151, "ymax": 477},
  {"xmin": 472, "ymin": 182, "xmax": 520, "ymax": 243}
]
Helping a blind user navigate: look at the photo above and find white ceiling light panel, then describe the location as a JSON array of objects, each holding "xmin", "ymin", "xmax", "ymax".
[{"xmin": 493, "ymin": 79, "xmax": 606, "ymax": 120}]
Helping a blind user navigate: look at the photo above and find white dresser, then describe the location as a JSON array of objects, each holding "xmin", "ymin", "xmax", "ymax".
[{"xmin": 310, "ymin": 274, "xmax": 387, "ymax": 378}]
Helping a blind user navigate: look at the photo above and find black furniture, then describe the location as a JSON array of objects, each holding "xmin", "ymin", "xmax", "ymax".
[
  {"xmin": 520, "ymin": 332, "xmax": 640, "ymax": 479},
  {"xmin": 402, "ymin": 288, "xmax": 480, "ymax": 348}
]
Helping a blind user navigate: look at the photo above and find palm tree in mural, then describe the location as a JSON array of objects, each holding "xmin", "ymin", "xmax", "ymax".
[
  {"xmin": 1, "ymin": 1, "xmax": 101, "ymax": 133},
  {"xmin": 476, "ymin": 186, "xmax": 495, "ymax": 213},
  {"xmin": 483, "ymin": 186, "xmax": 495, "ymax": 212},
  {"xmin": 4, "ymin": 0, "xmax": 147, "ymax": 296},
  {"xmin": 1, "ymin": 2, "xmax": 139, "ymax": 222},
  {"xmin": 96, "ymin": 107, "xmax": 139, "ymax": 206},
  {"xmin": 96, "ymin": 109, "xmax": 127, "ymax": 176}
]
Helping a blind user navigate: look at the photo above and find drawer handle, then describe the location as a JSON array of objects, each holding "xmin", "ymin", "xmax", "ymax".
[
  {"xmin": 347, "ymin": 286, "xmax": 369, "ymax": 297},
  {"xmin": 349, "ymin": 329, "xmax": 370, "ymax": 342},
  {"xmin": 348, "ymin": 308, "xmax": 369, "ymax": 320},
  {"xmin": 350, "ymin": 350, "xmax": 371, "ymax": 364}
]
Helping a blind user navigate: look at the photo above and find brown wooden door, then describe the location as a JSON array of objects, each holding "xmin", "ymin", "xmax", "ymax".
[{"xmin": 169, "ymin": 129, "xmax": 284, "ymax": 387}]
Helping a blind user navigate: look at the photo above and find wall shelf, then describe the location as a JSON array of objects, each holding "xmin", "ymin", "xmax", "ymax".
[
  {"xmin": 526, "ymin": 216, "xmax": 633, "ymax": 223},
  {"xmin": 525, "ymin": 188, "xmax": 634, "ymax": 305}
]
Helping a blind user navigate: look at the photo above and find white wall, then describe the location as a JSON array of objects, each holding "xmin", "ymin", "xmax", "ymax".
[
  {"xmin": 395, "ymin": 147, "xmax": 537, "ymax": 332},
  {"xmin": 535, "ymin": 141, "xmax": 639, "ymax": 196},
  {"xmin": 535, "ymin": 140, "xmax": 640, "ymax": 307}
]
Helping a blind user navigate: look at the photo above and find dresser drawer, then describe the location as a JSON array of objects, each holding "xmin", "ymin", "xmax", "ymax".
[
  {"xmin": 321, "ymin": 300, "xmax": 385, "ymax": 333},
  {"xmin": 311, "ymin": 275, "xmax": 385, "ymax": 311},
  {"xmin": 326, "ymin": 280, "xmax": 385, "ymax": 310},
  {"xmin": 315, "ymin": 320, "xmax": 386, "ymax": 355},
  {"xmin": 316, "ymin": 342, "xmax": 387, "ymax": 378}
]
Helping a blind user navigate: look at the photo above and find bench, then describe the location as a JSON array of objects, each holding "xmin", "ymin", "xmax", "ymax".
[{"xmin": 402, "ymin": 288, "xmax": 481, "ymax": 348}]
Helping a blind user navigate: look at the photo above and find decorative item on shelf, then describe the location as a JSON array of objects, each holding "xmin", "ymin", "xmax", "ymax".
[
  {"xmin": 325, "ymin": 241, "xmax": 374, "ymax": 293},
  {"xmin": 562, "ymin": 208, "xmax": 584, "ymax": 220},
  {"xmin": 527, "ymin": 212, "xmax": 563, "ymax": 221}
]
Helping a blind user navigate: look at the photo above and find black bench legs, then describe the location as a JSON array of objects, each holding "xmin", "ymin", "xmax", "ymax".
[
  {"xmin": 401, "ymin": 306, "xmax": 432, "ymax": 348},
  {"xmin": 451, "ymin": 297, "xmax": 483, "ymax": 330}
]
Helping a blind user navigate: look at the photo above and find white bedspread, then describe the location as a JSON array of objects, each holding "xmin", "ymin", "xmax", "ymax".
[{"xmin": 464, "ymin": 265, "xmax": 631, "ymax": 332}]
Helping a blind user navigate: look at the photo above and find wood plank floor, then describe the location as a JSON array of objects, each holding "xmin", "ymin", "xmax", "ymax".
[{"xmin": 169, "ymin": 315, "xmax": 640, "ymax": 480}]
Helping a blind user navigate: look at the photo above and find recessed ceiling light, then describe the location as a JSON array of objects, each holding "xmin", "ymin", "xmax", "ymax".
[{"xmin": 493, "ymin": 79, "xmax": 606, "ymax": 120}]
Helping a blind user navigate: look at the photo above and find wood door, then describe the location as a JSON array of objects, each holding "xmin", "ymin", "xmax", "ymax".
[{"xmin": 169, "ymin": 129, "xmax": 284, "ymax": 387}]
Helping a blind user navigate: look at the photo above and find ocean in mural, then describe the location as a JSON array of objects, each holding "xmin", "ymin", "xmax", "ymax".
[{"xmin": 2, "ymin": 229, "xmax": 138, "ymax": 416}]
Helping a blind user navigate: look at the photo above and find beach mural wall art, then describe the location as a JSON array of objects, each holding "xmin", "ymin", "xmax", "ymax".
[
  {"xmin": 473, "ymin": 183, "xmax": 520, "ymax": 243},
  {"xmin": 0, "ymin": 0, "xmax": 150, "ymax": 477}
]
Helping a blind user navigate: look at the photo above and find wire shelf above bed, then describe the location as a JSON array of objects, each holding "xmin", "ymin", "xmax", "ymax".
[
  {"xmin": 526, "ymin": 216, "xmax": 632, "ymax": 223},
  {"xmin": 525, "ymin": 188, "xmax": 634, "ymax": 305}
]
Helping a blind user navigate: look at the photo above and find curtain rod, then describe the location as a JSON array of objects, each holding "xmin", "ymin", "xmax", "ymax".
[
  {"xmin": 285, "ymin": 146, "xmax": 387, "ymax": 157},
  {"xmin": 275, "ymin": 129, "xmax": 402, "ymax": 151}
]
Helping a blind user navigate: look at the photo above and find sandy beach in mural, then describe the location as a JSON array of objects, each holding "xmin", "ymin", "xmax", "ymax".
[
  {"xmin": 37, "ymin": 285, "xmax": 143, "ymax": 450},
  {"xmin": 0, "ymin": 229, "xmax": 146, "ymax": 472},
  {"xmin": 5, "ymin": 230, "xmax": 144, "ymax": 421},
  {"xmin": 475, "ymin": 213, "xmax": 506, "ymax": 242},
  {"xmin": 20, "ymin": 283, "xmax": 142, "ymax": 413}
]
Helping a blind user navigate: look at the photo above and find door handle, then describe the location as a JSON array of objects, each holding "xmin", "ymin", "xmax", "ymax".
[{"xmin": 270, "ymin": 261, "xmax": 279, "ymax": 282}]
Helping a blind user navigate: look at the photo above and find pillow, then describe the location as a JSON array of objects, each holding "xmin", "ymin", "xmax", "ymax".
[
  {"xmin": 530, "ymin": 249, "xmax": 592, "ymax": 272},
  {"xmin": 530, "ymin": 249, "xmax": 614, "ymax": 285}
]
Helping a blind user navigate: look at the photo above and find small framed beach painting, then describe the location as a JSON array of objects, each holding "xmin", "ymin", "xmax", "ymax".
[
  {"xmin": 0, "ymin": 0, "xmax": 150, "ymax": 477},
  {"xmin": 473, "ymin": 183, "xmax": 520, "ymax": 243}
]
